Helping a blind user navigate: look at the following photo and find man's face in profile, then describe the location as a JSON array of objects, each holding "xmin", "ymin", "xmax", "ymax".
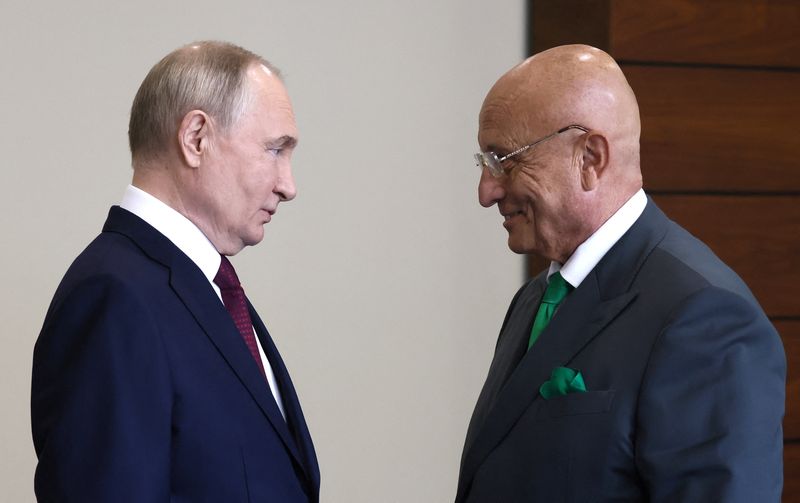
[
  {"xmin": 477, "ymin": 106, "xmax": 584, "ymax": 262},
  {"xmin": 198, "ymin": 65, "xmax": 299, "ymax": 254}
]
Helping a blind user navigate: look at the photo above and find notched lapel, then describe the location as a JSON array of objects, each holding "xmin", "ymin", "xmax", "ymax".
[
  {"xmin": 167, "ymin": 261, "xmax": 306, "ymax": 468},
  {"xmin": 249, "ymin": 303, "xmax": 320, "ymax": 492},
  {"xmin": 538, "ymin": 273, "xmax": 637, "ymax": 372}
]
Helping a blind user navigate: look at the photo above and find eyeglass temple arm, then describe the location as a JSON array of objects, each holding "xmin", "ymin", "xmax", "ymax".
[{"xmin": 497, "ymin": 124, "xmax": 589, "ymax": 162}]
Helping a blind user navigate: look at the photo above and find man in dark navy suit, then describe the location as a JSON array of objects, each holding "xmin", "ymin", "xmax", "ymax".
[
  {"xmin": 32, "ymin": 41, "xmax": 319, "ymax": 502},
  {"xmin": 457, "ymin": 44, "xmax": 785, "ymax": 502}
]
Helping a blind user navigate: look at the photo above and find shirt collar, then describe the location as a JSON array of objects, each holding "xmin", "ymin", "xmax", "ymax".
[
  {"xmin": 120, "ymin": 184, "xmax": 221, "ymax": 287},
  {"xmin": 548, "ymin": 189, "xmax": 647, "ymax": 288}
]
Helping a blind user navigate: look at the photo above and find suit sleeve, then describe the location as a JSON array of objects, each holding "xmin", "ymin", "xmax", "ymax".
[
  {"xmin": 635, "ymin": 286, "xmax": 786, "ymax": 502},
  {"xmin": 32, "ymin": 275, "xmax": 173, "ymax": 502}
]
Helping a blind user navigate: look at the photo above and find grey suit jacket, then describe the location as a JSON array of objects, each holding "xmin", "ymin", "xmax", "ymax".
[{"xmin": 456, "ymin": 199, "xmax": 785, "ymax": 502}]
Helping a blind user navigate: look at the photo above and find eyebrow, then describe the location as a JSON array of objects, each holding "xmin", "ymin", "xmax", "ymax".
[
  {"xmin": 266, "ymin": 135, "xmax": 298, "ymax": 149},
  {"xmin": 485, "ymin": 143, "xmax": 508, "ymax": 155}
]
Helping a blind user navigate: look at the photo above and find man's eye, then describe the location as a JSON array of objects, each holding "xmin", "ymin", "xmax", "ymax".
[
  {"xmin": 503, "ymin": 159, "xmax": 525, "ymax": 177},
  {"xmin": 267, "ymin": 148, "xmax": 282, "ymax": 156}
]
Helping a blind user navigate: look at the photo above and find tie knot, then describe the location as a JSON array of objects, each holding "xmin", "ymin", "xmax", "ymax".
[
  {"xmin": 213, "ymin": 255, "xmax": 241, "ymax": 290},
  {"xmin": 542, "ymin": 272, "xmax": 572, "ymax": 304}
]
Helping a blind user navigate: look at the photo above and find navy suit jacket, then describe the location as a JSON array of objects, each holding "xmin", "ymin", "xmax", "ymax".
[
  {"xmin": 32, "ymin": 207, "xmax": 320, "ymax": 502},
  {"xmin": 456, "ymin": 199, "xmax": 785, "ymax": 502}
]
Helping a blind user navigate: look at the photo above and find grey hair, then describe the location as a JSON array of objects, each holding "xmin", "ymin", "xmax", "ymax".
[{"xmin": 128, "ymin": 40, "xmax": 280, "ymax": 160}]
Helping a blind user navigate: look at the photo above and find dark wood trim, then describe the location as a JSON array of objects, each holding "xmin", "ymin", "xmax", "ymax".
[
  {"xmin": 618, "ymin": 59, "xmax": 800, "ymax": 73},
  {"xmin": 528, "ymin": 0, "xmax": 610, "ymax": 55}
]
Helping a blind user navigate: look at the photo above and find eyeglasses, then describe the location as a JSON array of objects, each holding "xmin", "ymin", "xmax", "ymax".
[{"xmin": 474, "ymin": 124, "xmax": 589, "ymax": 178}]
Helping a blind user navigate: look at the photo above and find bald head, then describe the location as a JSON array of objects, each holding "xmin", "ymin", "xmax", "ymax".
[
  {"xmin": 484, "ymin": 44, "xmax": 641, "ymax": 177},
  {"xmin": 477, "ymin": 45, "xmax": 644, "ymax": 261}
]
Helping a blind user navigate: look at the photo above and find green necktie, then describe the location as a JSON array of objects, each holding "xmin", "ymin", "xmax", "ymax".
[{"xmin": 528, "ymin": 272, "xmax": 573, "ymax": 350}]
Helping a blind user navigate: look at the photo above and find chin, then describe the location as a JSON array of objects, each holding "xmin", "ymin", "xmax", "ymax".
[
  {"xmin": 243, "ymin": 228, "xmax": 265, "ymax": 247},
  {"xmin": 508, "ymin": 232, "xmax": 533, "ymax": 255},
  {"xmin": 506, "ymin": 237, "xmax": 534, "ymax": 255}
]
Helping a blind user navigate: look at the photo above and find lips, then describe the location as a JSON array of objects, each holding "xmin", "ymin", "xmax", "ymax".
[
  {"xmin": 259, "ymin": 208, "xmax": 275, "ymax": 224},
  {"xmin": 501, "ymin": 210, "xmax": 524, "ymax": 221},
  {"xmin": 500, "ymin": 208, "xmax": 525, "ymax": 231}
]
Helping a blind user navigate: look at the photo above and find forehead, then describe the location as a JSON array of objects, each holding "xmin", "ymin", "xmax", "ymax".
[
  {"xmin": 479, "ymin": 62, "xmax": 573, "ymax": 149},
  {"xmin": 243, "ymin": 65, "xmax": 298, "ymax": 134},
  {"xmin": 478, "ymin": 88, "xmax": 539, "ymax": 151}
]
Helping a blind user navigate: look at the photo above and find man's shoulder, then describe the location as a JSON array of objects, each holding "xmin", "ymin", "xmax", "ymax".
[
  {"xmin": 53, "ymin": 225, "xmax": 167, "ymax": 301},
  {"xmin": 648, "ymin": 219, "xmax": 758, "ymax": 306}
]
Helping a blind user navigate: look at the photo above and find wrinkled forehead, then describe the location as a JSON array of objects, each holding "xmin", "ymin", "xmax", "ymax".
[{"xmin": 477, "ymin": 76, "xmax": 555, "ymax": 149}]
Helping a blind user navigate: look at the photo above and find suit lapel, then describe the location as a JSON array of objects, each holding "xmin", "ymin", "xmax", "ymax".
[
  {"xmin": 459, "ymin": 277, "xmax": 545, "ymax": 464},
  {"xmin": 102, "ymin": 207, "xmax": 310, "ymax": 477},
  {"xmin": 167, "ymin": 263, "xmax": 305, "ymax": 462},
  {"xmin": 458, "ymin": 277, "xmax": 636, "ymax": 497},
  {"xmin": 457, "ymin": 198, "xmax": 671, "ymax": 499},
  {"xmin": 249, "ymin": 302, "xmax": 321, "ymax": 495}
]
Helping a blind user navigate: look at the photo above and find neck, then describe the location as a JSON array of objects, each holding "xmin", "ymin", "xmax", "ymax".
[{"xmin": 131, "ymin": 159, "xmax": 189, "ymax": 215}]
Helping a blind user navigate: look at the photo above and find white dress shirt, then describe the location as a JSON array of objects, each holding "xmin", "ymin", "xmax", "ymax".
[
  {"xmin": 120, "ymin": 184, "xmax": 286, "ymax": 419},
  {"xmin": 548, "ymin": 189, "xmax": 648, "ymax": 288}
]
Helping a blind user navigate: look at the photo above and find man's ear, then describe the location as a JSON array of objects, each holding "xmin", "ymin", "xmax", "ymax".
[
  {"xmin": 577, "ymin": 132, "xmax": 609, "ymax": 191},
  {"xmin": 177, "ymin": 110, "xmax": 211, "ymax": 168}
]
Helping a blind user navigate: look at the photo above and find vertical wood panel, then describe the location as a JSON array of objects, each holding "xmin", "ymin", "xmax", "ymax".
[
  {"xmin": 529, "ymin": 0, "xmax": 610, "ymax": 54},
  {"xmin": 786, "ymin": 442, "xmax": 800, "ymax": 502},
  {"xmin": 776, "ymin": 321, "xmax": 800, "ymax": 440},
  {"xmin": 626, "ymin": 65, "xmax": 800, "ymax": 192}
]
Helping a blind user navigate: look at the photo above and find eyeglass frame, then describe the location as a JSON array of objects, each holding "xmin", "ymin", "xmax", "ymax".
[{"xmin": 474, "ymin": 124, "xmax": 589, "ymax": 178}]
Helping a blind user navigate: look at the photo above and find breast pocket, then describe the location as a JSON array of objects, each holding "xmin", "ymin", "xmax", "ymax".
[{"xmin": 539, "ymin": 390, "xmax": 615, "ymax": 419}]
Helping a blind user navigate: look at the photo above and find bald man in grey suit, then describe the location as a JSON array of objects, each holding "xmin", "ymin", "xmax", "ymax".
[{"xmin": 457, "ymin": 44, "xmax": 785, "ymax": 502}]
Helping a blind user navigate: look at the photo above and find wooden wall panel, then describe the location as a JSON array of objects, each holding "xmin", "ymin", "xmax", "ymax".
[
  {"xmin": 786, "ymin": 442, "xmax": 800, "ymax": 502},
  {"xmin": 530, "ymin": 0, "xmax": 610, "ymax": 52},
  {"xmin": 627, "ymin": 66, "xmax": 800, "ymax": 193},
  {"xmin": 610, "ymin": 0, "xmax": 800, "ymax": 68},
  {"xmin": 652, "ymin": 195, "xmax": 800, "ymax": 318},
  {"xmin": 776, "ymin": 321, "xmax": 800, "ymax": 440}
]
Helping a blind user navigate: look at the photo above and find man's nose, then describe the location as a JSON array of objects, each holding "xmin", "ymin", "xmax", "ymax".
[
  {"xmin": 478, "ymin": 167, "xmax": 505, "ymax": 207},
  {"xmin": 276, "ymin": 162, "xmax": 297, "ymax": 202}
]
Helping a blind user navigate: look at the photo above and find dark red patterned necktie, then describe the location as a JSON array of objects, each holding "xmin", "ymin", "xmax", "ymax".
[{"xmin": 214, "ymin": 255, "xmax": 266, "ymax": 377}]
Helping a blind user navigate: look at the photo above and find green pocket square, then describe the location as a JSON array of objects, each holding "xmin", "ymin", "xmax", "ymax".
[{"xmin": 539, "ymin": 367, "xmax": 587, "ymax": 399}]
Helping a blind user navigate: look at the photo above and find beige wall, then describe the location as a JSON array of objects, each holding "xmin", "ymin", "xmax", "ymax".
[{"xmin": 0, "ymin": 1, "xmax": 524, "ymax": 501}]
